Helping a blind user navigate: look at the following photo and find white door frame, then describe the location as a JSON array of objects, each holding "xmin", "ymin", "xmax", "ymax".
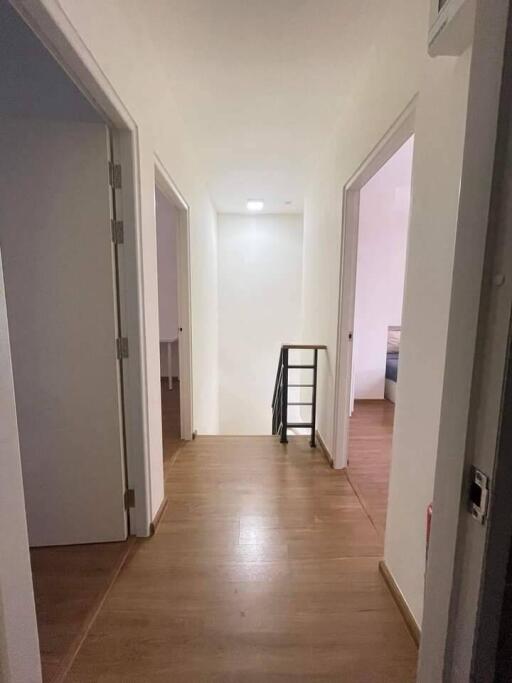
[
  {"xmin": 155, "ymin": 156, "xmax": 194, "ymax": 441},
  {"xmin": 332, "ymin": 99, "xmax": 416, "ymax": 470},
  {"xmin": 418, "ymin": 1, "xmax": 512, "ymax": 679},
  {"xmin": 11, "ymin": 0, "xmax": 153, "ymax": 537}
]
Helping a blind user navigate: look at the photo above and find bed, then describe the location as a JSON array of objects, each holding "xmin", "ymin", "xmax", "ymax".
[{"xmin": 385, "ymin": 327, "xmax": 401, "ymax": 404}]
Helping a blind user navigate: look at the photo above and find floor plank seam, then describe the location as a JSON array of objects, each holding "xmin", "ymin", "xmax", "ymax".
[
  {"xmin": 346, "ymin": 471, "xmax": 381, "ymax": 540},
  {"xmin": 53, "ymin": 537, "xmax": 136, "ymax": 683},
  {"xmin": 164, "ymin": 444, "xmax": 185, "ymax": 476}
]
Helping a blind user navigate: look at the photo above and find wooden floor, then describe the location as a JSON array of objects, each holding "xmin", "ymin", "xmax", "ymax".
[
  {"xmin": 66, "ymin": 401, "xmax": 416, "ymax": 681},
  {"xmin": 30, "ymin": 378, "xmax": 182, "ymax": 682},
  {"xmin": 30, "ymin": 539, "xmax": 133, "ymax": 683},
  {"xmin": 347, "ymin": 400, "xmax": 395, "ymax": 539}
]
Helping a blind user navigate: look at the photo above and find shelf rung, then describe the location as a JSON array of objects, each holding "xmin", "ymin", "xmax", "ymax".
[
  {"xmin": 288, "ymin": 384, "xmax": 313, "ymax": 387},
  {"xmin": 288, "ymin": 402, "xmax": 312, "ymax": 406},
  {"xmin": 287, "ymin": 422, "xmax": 313, "ymax": 429},
  {"xmin": 288, "ymin": 364, "xmax": 314, "ymax": 369}
]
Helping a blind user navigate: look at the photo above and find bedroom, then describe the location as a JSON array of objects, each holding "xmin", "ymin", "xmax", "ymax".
[{"xmin": 347, "ymin": 134, "xmax": 414, "ymax": 535}]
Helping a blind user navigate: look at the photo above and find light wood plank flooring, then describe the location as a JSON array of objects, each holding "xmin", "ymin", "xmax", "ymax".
[
  {"xmin": 29, "ymin": 377, "xmax": 182, "ymax": 682},
  {"xmin": 347, "ymin": 399, "xmax": 395, "ymax": 539},
  {"xmin": 66, "ymin": 420, "xmax": 416, "ymax": 681},
  {"xmin": 30, "ymin": 540, "xmax": 133, "ymax": 683}
]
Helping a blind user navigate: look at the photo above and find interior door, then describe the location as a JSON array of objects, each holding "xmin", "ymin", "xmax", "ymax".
[{"xmin": 0, "ymin": 118, "xmax": 127, "ymax": 546}]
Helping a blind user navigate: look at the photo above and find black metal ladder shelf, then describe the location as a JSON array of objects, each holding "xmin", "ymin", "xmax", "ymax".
[{"xmin": 271, "ymin": 344, "xmax": 327, "ymax": 447}]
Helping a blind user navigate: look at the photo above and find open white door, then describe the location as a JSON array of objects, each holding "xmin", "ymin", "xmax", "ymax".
[{"xmin": 0, "ymin": 118, "xmax": 128, "ymax": 546}]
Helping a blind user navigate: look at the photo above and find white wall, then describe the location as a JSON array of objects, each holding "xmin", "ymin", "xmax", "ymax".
[
  {"xmin": 155, "ymin": 187, "xmax": 180, "ymax": 380},
  {"xmin": 301, "ymin": 0, "xmax": 428, "ymax": 455},
  {"xmin": 300, "ymin": 0, "xmax": 472, "ymax": 627},
  {"xmin": 384, "ymin": 48, "xmax": 473, "ymax": 627},
  {"xmin": 218, "ymin": 214, "xmax": 303, "ymax": 434},
  {"xmin": 0, "ymin": 251, "xmax": 41, "ymax": 683},
  {"xmin": 353, "ymin": 136, "xmax": 413, "ymax": 399},
  {"xmin": 30, "ymin": 0, "xmax": 221, "ymax": 524},
  {"xmin": 156, "ymin": 187, "xmax": 179, "ymax": 342}
]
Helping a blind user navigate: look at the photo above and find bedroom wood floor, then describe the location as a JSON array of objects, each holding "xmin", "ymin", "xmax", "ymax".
[
  {"xmin": 65, "ymin": 399, "xmax": 416, "ymax": 682},
  {"xmin": 347, "ymin": 399, "xmax": 395, "ymax": 539}
]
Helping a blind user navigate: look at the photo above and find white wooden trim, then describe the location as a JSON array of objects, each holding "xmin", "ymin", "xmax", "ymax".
[
  {"xmin": 10, "ymin": 0, "xmax": 152, "ymax": 537},
  {"xmin": 418, "ymin": 1, "xmax": 511, "ymax": 678},
  {"xmin": 332, "ymin": 187, "xmax": 359, "ymax": 470},
  {"xmin": 332, "ymin": 98, "xmax": 416, "ymax": 469},
  {"xmin": 154, "ymin": 157, "xmax": 194, "ymax": 441}
]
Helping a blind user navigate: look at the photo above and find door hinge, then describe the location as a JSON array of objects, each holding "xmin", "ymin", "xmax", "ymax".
[
  {"xmin": 111, "ymin": 219, "xmax": 124, "ymax": 244},
  {"xmin": 124, "ymin": 488, "xmax": 135, "ymax": 510},
  {"xmin": 116, "ymin": 336, "xmax": 129, "ymax": 360},
  {"xmin": 109, "ymin": 162, "xmax": 122, "ymax": 189},
  {"xmin": 469, "ymin": 467, "xmax": 490, "ymax": 524}
]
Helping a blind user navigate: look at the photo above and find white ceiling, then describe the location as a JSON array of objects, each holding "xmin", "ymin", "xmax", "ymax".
[{"xmin": 144, "ymin": 0, "xmax": 378, "ymax": 214}]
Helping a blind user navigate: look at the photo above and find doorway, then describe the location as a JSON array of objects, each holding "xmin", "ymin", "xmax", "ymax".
[
  {"xmin": 155, "ymin": 159, "xmax": 194, "ymax": 466},
  {"xmin": 346, "ymin": 135, "xmax": 414, "ymax": 534},
  {"xmin": 156, "ymin": 187, "xmax": 182, "ymax": 464},
  {"xmin": 0, "ymin": 2, "xmax": 139, "ymax": 679},
  {"xmin": 333, "ymin": 103, "xmax": 416, "ymax": 471},
  {"xmin": 332, "ymin": 105, "xmax": 416, "ymax": 556}
]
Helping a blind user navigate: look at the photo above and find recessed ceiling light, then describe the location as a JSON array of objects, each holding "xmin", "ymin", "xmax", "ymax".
[{"xmin": 247, "ymin": 200, "xmax": 264, "ymax": 212}]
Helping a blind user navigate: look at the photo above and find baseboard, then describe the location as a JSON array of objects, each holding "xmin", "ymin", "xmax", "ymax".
[
  {"xmin": 149, "ymin": 497, "xmax": 168, "ymax": 536},
  {"xmin": 316, "ymin": 430, "xmax": 334, "ymax": 468},
  {"xmin": 379, "ymin": 560, "xmax": 420, "ymax": 647}
]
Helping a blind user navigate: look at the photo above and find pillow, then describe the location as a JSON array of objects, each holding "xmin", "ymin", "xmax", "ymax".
[{"xmin": 387, "ymin": 328, "xmax": 401, "ymax": 353}]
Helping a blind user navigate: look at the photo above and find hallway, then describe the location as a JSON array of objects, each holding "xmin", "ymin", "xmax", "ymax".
[{"xmin": 67, "ymin": 434, "xmax": 417, "ymax": 681}]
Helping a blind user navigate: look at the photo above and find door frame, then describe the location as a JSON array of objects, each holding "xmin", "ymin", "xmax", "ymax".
[
  {"xmin": 332, "ymin": 99, "xmax": 416, "ymax": 470},
  {"xmin": 418, "ymin": 1, "xmax": 512, "ymax": 679},
  {"xmin": 11, "ymin": 0, "xmax": 152, "ymax": 537},
  {"xmin": 155, "ymin": 155, "xmax": 194, "ymax": 441}
]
